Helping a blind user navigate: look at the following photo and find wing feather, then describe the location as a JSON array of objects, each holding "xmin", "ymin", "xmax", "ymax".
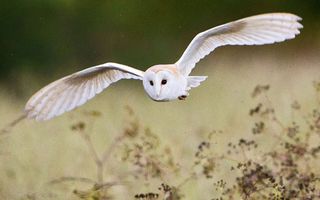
[
  {"xmin": 176, "ymin": 13, "xmax": 303, "ymax": 75},
  {"xmin": 47, "ymin": 85, "xmax": 75, "ymax": 120},
  {"xmin": 25, "ymin": 62, "xmax": 144, "ymax": 121}
]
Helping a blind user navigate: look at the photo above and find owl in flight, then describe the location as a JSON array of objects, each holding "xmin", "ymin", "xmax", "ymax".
[{"xmin": 25, "ymin": 13, "xmax": 302, "ymax": 121}]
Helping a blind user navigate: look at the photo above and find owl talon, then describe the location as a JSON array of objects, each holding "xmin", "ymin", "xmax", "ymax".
[{"xmin": 178, "ymin": 95, "xmax": 187, "ymax": 100}]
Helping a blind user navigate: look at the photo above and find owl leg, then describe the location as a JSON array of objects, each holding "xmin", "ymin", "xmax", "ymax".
[{"xmin": 178, "ymin": 91, "xmax": 189, "ymax": 100}]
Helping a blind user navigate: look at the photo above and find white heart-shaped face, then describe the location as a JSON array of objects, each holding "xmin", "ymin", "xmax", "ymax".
[
  {"xmin": 143, "ymin": 67, "xmax": 187, "ymax": 101},
  {"xmin": 143, "ymin": 70, "xmax": 172, "ymax": 101}
]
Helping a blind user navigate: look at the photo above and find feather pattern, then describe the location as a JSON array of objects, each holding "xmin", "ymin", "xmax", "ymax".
[
  {"xmin": 25, "ymin": 62, "xmax": 143, "ymax": 121},
  {"xmin": 176, "ymin": 13, "xmax": 303, "ymax": 76}
]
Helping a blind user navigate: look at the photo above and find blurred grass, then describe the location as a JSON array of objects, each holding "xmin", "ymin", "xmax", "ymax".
[{"xmin": 1, "ymin": 48, "xmax": 320, "ymax": 199}]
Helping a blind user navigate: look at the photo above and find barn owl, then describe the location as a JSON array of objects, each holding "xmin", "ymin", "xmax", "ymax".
[{"xmin": 25, "ymin": 13, "xmax": 302, "ymax": 121}]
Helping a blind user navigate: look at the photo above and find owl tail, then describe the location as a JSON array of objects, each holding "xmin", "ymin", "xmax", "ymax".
[{"xmin": 187, "ymin": 76, "xmax": 207, "ymax": 90}]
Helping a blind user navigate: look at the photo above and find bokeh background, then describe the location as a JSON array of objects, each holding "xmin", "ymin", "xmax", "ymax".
[
  {"xmin": 1, "ymin": 0, "xmax": 320, "ymax": 94},
  {"xmin": 1, "ymin": 1, "xmax": 320, "ymax": 199}
]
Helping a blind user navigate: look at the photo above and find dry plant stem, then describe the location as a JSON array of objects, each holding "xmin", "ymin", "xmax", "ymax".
[
  {"xmin": 263, "ymin": 93, "xmax": 285, "ymax": 130},
  {"xmin": 78, "ymin": 130, "xmax": 127, "ymax": 184},
  {"xmin": 49, "ymin": 176, "xmax": 96, "ymax": 184},
  {"xmin": 262, "ymin": 92, "xmax": 294, "ymax": 150},
  {"xmin": 240, "ymin": 146, "xmax": 249, "ymax": 161},
  {"xmin": 176, "ymin": 174, "xmax": 197, "ymax": 189},
  {"xmin": 101, "ymin": 134, "xmax": 126, "ymax": 164},
  {"xmin": 0, "ymin": 114, "xmax": 26, "ymax": 135},
  {"xmin": 94, "ymin": 181, "xmax": 122, "ymax": 190},
  {"xmin": 78, "ymin": 130, "xmax": 104, "ymax": 183}
]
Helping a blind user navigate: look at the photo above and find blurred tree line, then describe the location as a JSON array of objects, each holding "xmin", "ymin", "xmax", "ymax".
[{"xmin": 1, "ymin": 0, "xmax": 319, "ymax": 85}]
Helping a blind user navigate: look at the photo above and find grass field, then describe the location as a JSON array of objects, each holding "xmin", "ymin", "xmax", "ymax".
[{"xmin": 1, "ymin": 48, "xmax": 320, "ymax": 199}]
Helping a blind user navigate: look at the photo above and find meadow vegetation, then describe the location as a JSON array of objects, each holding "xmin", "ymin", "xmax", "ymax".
[{"xmin": 1, "ymin": 50, "xmax": 320, "ymax": 199}]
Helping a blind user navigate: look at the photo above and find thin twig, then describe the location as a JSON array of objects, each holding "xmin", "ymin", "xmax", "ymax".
[
  {"xmin": 78, "ymin": 130, "xmax": 104, "ymax": 183},
  {"xmin": 79, "ymin": 131, "xmax": 101, "ymax": 165},
  {"xmin": 263, "ymin": 93, "xmax": 285, "ymax": 130},
  {"xmin": 48, "ymin": 176, "xmax": 96, "ymax": 184},
  {"xmin": 78, "ymin": 130, "xmax": 128, "ymax": 184},
  {"xmin": 176, "ymin": 174, "xmax": 196, "ymax": 189},
  {"xmin": 94, "ymin": 181, "xmax": 123, "ymax": 190},
  {"xmin": 240, "ymin": 146, "xmax": 249, "ymax": 161},
  {"xmin": 101, "ymin": 134, "xmax": 126, "ymax": 164}
]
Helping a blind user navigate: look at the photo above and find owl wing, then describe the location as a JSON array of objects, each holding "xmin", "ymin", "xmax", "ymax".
[
  {"xmin": 175, "ymin": 13, "xmax": 302, "ymax": 76},
  {"xmin": 25, "ymin": 62, "xmax": 144, "ymax": 121}
]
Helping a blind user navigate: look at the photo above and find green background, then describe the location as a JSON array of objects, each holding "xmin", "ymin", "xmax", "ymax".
[{"xmin": 1, "ymin": 0, "xmax": 319, "ymax": 87}]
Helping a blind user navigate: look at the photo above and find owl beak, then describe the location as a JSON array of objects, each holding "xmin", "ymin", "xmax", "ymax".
[{"xmin": 156, "ymin": 85, "xmax": 161, "ymax": 97}]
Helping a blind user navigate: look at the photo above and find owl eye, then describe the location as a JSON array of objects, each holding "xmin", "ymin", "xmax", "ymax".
[
  {"xmin": 149, "ymin": 80, "xmax": 154, "ymax": 86},
  {"xmin": 161, "ymin": 79, "xmax": 167, "ymax": 85}
]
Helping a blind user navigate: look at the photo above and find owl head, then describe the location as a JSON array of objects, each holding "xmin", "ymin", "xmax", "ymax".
[{"xmin": 143, "ymin": 67, "xmax": 176, "ymax": 101}]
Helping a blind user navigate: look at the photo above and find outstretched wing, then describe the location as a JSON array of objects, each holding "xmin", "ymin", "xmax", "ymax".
[
  {"xmin": 176, "ymin": 13, "xmax": 303, "ymax": 76},
  {"xmin": 25, "ymin": 62, "xmax": 144, "ymax": 121}
]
